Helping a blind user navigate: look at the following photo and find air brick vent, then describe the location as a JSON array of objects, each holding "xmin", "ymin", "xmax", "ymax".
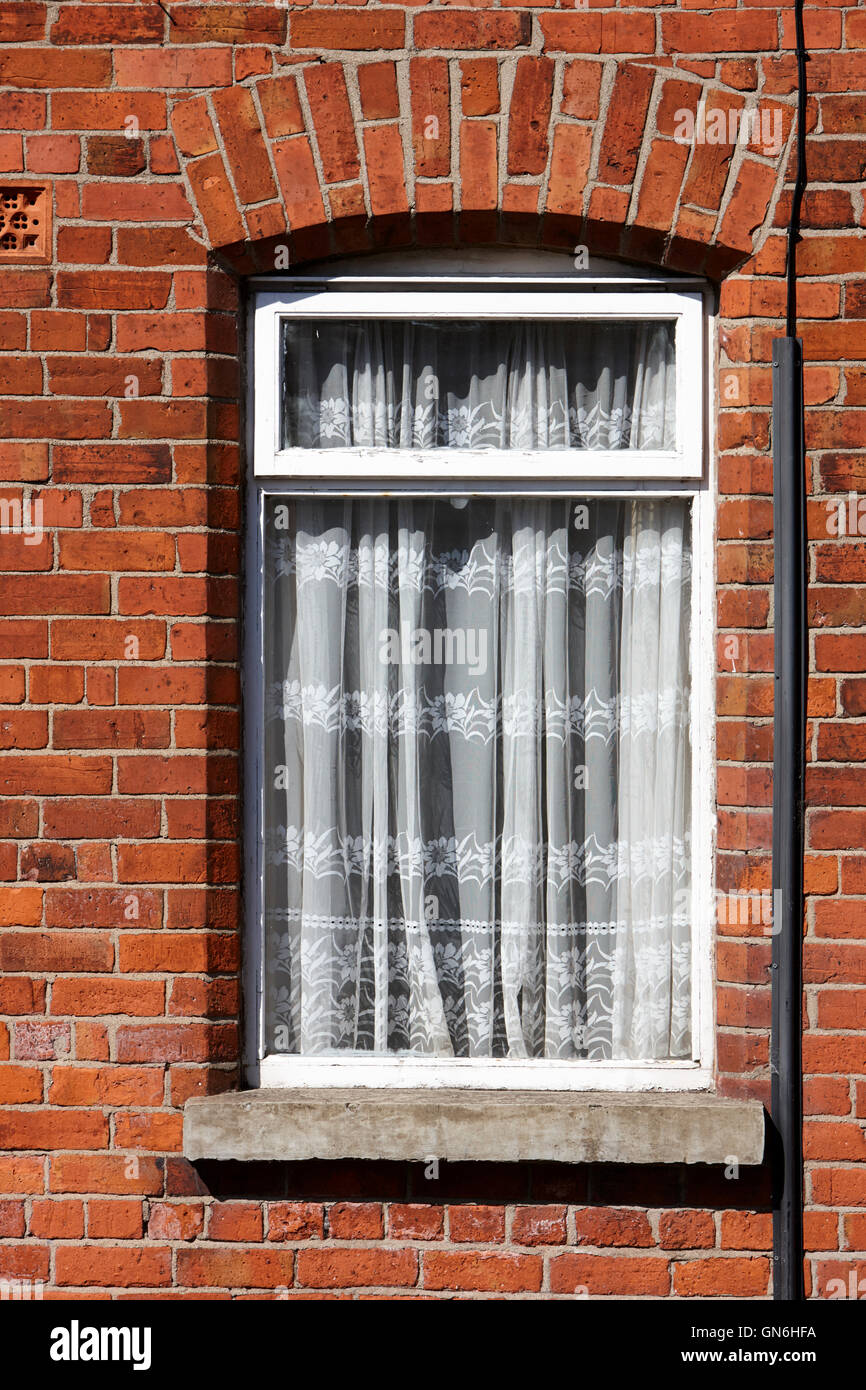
[{"xmin": 0, "ymin": 184, "xmax": 50, "ymax": 262}]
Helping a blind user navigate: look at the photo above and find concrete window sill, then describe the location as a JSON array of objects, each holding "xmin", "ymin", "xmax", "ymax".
[{"xmin": 183, "ymin": 1089, "xmax": 765, "ymax": 1167}]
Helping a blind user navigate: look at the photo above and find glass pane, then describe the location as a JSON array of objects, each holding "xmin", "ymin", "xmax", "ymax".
[
  {"xmin": 263, "ymin": 496, "xmax": 692, "ymax": 1062},
  {"xmin": 281, "ymin": 319, "xmax": 676, "ymax": 451}
]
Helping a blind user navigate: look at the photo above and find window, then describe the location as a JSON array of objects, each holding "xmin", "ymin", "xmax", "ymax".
[{"xmin": 247, "ymin": 252, "xmax": 713, "ymax": 1091}]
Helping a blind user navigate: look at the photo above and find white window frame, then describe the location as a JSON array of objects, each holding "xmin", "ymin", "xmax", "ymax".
[
  {"xmin": 245, "ymin": 258, "xmax": 715, "ymax": 1093},
  {"xmin": 254, "ymin": 287, "xmax": 704, "ymax": 481}
]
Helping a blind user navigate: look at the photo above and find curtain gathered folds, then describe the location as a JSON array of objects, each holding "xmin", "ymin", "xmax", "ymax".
[
  {"xmin": 281, "ymin": 318, "xmax": 677, "ymax": 452},
  {"xmin": 264, "ymin": 315, "xmax": 690, "ymax": 1064},
  {"xmin": 264, "ymin": 496, "xmax": 692, "ymax": 1063}
]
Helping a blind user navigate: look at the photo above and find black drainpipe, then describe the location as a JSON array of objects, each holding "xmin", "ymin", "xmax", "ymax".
[{"xmin": 770, "ymin": 0, "xmax": 808, "ymax": 1302}]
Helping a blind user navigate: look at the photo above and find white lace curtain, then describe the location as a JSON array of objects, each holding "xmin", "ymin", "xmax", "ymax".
[
  {"xmin": 264, "ymin": 496, "xmax": 692, "ymax": 1062},
  {"xmin": 281, "ymin": 318, "xmax": 676, "ymax": 451}
]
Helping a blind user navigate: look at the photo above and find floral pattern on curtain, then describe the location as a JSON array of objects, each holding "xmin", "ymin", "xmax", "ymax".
[{"xmin": 263, "ymin": 496, "xmax": 692, "ymax": 1062}]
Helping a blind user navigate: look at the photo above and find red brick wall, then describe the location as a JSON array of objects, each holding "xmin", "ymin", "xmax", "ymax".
[{"xmin": 0, "ymin": 0, "xmax": 863, "ymax": 1300}]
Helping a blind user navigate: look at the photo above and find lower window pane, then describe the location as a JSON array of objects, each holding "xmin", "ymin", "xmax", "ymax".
[{"xmin": 263, "ymin": 496, "xmax": 692, "ymax": 1062}]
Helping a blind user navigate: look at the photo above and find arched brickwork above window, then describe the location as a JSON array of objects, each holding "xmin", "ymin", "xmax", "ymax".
[{"xmin": 169, "ymin": 58, "xmax": 796, "ymax": 279}]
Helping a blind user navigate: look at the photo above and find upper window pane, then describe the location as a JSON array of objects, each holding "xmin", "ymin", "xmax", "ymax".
[{"xmin": 280, "ymin": 319, "xmax": 676, "ymax": 452}]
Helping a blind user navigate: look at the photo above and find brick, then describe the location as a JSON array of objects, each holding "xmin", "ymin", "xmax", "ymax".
[
  {"xmin": 673, "ymin": 1257, "xmax": 771, "ymax": 1297},
  {"xmin": 114, "ymin": 48, "xmax": 232, "ymax": 90},
  {"xmin": 271, "ymin": 136, "xmax": 326, "ymax": 232},
  {"xmin": 148, "ymin": 1202, "xmax": 204, "ymax": 1241},
  {"xmin": 1, "ymin": 398, "xmax": 112, "ymax": 440},
  {"xmin": 13, "ymin": 1020, "xmax": 70, "ymax": 1060},
  {"xmin": 329, "ymin": 1203, "xmax": 383, "ymax": 1241},
  {"xmin": 55, "ymin": 1245, "xmax": 170, "ymax": 1288},
  {"xmin": 410, "ymin": 58, "xmax": 450, "ymax": 180},
  {"xmin": 179, "ymin": 1247, "xmax": 293, "ymax": 1288},
  {"xmin": 81, "ymin": 1027, "xmax": 122, "ymax": 1063},
  {"xmin": 460, "ymin": 120, "xmax": 497, "ymax": 211},
  {"xmin": 0, "ymin": 1244, "xmax": 49, "ymax": 1281},
  {"xmin": 256, "ymin": 75, "xmax": 304, "ymax": 141},
  {"xmin": 0, "ymin": 1066, "xmax": 43, "ymax": 1104},
  {"xmin": 720, "ymin": 1211, "xmax": 772, "ymax": 1251},
  {"xmin": 0, "ymin": 313, "xmax": 26, "ymax": 350},
  {"xmin": 511, "ymin": 1205, "xmax": 567, "ymax": 1246},
  {"xmin": 55, "ymin": 444, "xmax": 171, "ymax": 486},
  {"xmin": 52, "ymin": 619, "xmax": 167, "ymax": 663},
  {"xmin": 51, "ymin": 977, "xmax": 165, "ymax": 1019},
  {"xmin": 212, "ymin": 86, "xmax": 276, "ymax": 206},
  {"xmin": 116, "ymin": 754, "xmax": 235, "ymax": 797},
  {"xmin": 359, "ymin": 62, "xmax": 400, "ymax": 121},
  {"xmin": 268, "ymin": 1203, "xmax": 324, "ymax": 1242},
  {"xmin": 169, "ymin": 5, "xmax": 284, "ymax": 46},
  {"xmin": 46, "ymin": 886, "xmax": 161, "ymax": 929},
  {"xmin": 30, "ymin": 1199, "xmax": 84, "ymax": 1240},
  {"xmin": 117, "ymin": 1023, "xmax": 237, "ymax": 1065},
  {"xmin": 560, "ymin": 60, "xmax": 603, "ymax": 122},
  {"xmin": 0, "ymin": 1199, "xmax": 25, "ymax": 1237},
  {"xmin": 59, "ymin": 532, "xmax": 176, "ymax": 573},
  {"xmin": 448, "ymin": 1204, "xmax": 504, "ymax": 1243},
  {"xmin": 0, "ymin": 272, "xmax": 50, "ymax": 309},
  {"xmin": 423, "ymin": 1250, "xmax": 541, "ymax": 1293},
  {"xmin": 0, "ymin": 445, "xmax": 48, "ymax": 484},
  {"xmin": 0, "ymin": 932, "xmax": 113, "ymax": 975},
  {"xmin": 0, "ymin": 49, "xmax": 111, "ymax": 88},
  {"xmin": 720, "ymin": 160, "xmax": 779, "ymax": 254},
  {"xmin": 388, "ymin": 1204, "xmax": 444, "ymax": 1242},
  {"xmin": 0, "ymin": 91, "xmax": 46, "ymax": 129},
  {"xmin": 88, "ymin": 1199, "xmax": 143, "ymax": 1240},
  {"xmin": 208, "ymin": 1202, "xmax": 263, "ymax": 1243},
  {"xmin": 545, "ymin": 123, "xmax": 592, "ymax": 219},
  {"xmin": 116, "ymin": 228, "xmax": 206, "ymax": 269},
  {"xmin": 0, "ymin": 883, "xmax": 41, "ymax": 925},
  {"xmin": 51, "ymin": 5, "xmax": 162, "ymax": 45},
  {"xmin": 169, "ymin": 977, "xmax": 237, "ymax": 1019},
  {"xmin": 662, "ymin": 13, "xmax": 778, "ymax": 55},
  {"xmin": 574, "ymin": 1208, "xmax": 654, "ymax": 1248},
  {"xmin": 416, "ymin": 13, "xmax": 530, "ymax": 51},
  {"xmin": 0, "ymin": 1157, "xmax": 43, "ymax": 1194},
  {"xmin": 0, "ymin": 666, "xmax": 24, "ymax": 703},
  {"xmin": 551, "ymin": 1254, "xmax": 670, "ymax": 1296},
  {"xmin": 117, "ymin": 932, "xmax": 237, "ymax": 975},
  {"xmin": 81, "ymin": 182, "xmax": 192, "ymax": 223},
  {"xmin": 86, "ymin": 136, "xmax": 146, "ymax": 178},
  {"xmin": 56, "ymin": 272, "xmax": 170, "ymax": 313},
  {"xmin": 0, "ymin": 1110, "xmax": 107, "ymax": 1151},
  {"xmin": 118, "ymin": 400, "xmax": 207, "ymax": 441},
  {"xmin": 114, "ymin": 1111, "xmax": 183, "ymax": 1154},
  {"xmin": 26, "ymin": 133, "xmax": 79, "ymax": 173},
  {"xmin": 305, "ymin": 65, "xmax": 360, "ymax": 185},
  {"xmin": 0, "ymin": 755, "xmax": 111, "ymax": 796},
  {"xmin": 804, "ymin": 1077, "xmax": 852, "ymax": 1117},
  {"xmin": 291, "ymin": 12, "xmax": 405, "ymax": 51},
  {"xmin": 0, "ymin": 6, "xmax": 46, "ymax": 43},
  {"xmin": 299, "ymin": 1248, "xmax": 418, "ymax": 1289},
  {"xmin": 118, "ymin": 575, "xmax": 237, "ymax": 618},
  {"xmin": 0, "ymin": 979, "xmax": 44, "ymax": 1014},
  {"xmin": 507, "ymin": 57, "xmax": 554, "ymax": 177},
  {"xmin": 20, "ymin": 841, "xmax": 74, "ymax": 881},
  {"xmin": 53, "ymin": 91, "xmax": 167, "ymax": 132},
  {"xmin": 54, "ymin": 711, "xmax": 169, "ymax": 751},
  {"xmin": 659, "ymin": 1211, "xmax": 716, "ymax": 1250},
  {"xmin": 363, "ymin": 125, "xmax": 409, "ymax": 218}
]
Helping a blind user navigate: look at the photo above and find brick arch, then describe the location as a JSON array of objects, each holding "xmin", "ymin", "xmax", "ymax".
[{"xmin": 169, "ymin": 58, "xmax": 796, "ymax": 279}]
